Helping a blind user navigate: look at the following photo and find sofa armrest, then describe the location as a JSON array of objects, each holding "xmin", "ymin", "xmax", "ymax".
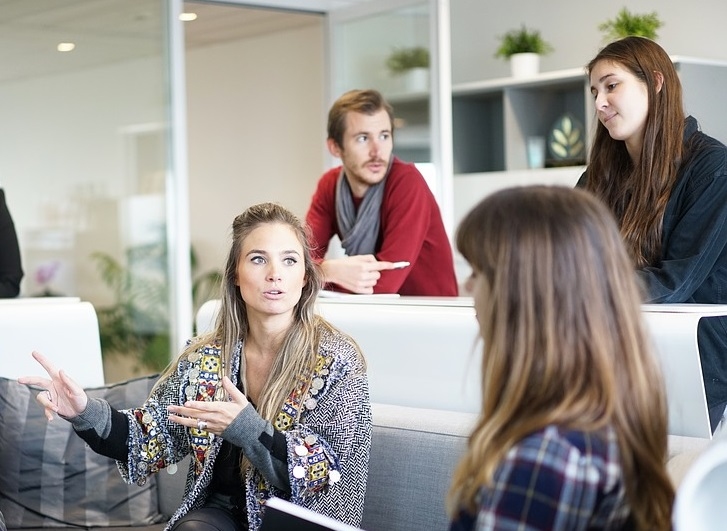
[{"xmin": 361, "ymin": 403, "xmax": 476, "ymax": 531}]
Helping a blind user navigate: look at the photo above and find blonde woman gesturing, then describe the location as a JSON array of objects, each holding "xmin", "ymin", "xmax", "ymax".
[{"xmin": 21, "ymin": 203, "xmax": 371, "ymax": 531}]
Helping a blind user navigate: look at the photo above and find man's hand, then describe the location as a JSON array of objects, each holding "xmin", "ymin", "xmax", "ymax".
[{"xmin": 320, "ymin": 254, "xmax": 403, "ymax": 294}]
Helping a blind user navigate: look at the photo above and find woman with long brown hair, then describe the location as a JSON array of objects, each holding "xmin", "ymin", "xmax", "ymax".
[
  {"xmin": 579, "ymin": 36, "xmax": 727, "ymax": 432},
  {"xmin": 20, "ymin": 202, "xmax": 371, "ymax": 531},
  {"xmin": 448, "ymin": 186, "xmax": 674, "ymax": 530}
]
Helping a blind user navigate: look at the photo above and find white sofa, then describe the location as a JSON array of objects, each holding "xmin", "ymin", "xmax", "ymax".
[{"xmin": 0, "ymin": 297, "xmax": 721, "ymax": 531}]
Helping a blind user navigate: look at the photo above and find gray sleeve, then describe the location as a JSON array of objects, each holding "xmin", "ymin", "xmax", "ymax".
[
  {"xmin": 221, "ymin": 405, "xmax": 290, "ymax": 490},
  {"xmin": 68, "ymin": 397, "xmax": 113, "ymax": 438}
]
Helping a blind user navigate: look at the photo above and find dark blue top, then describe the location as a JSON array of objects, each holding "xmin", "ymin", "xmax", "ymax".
[
  {"xmin": 636, "ymin": 117, "xmax": 727, "ymax": 424},
  {"xmin": 580, "ymin": 116, "xmax": 727, "ymax": 429}
]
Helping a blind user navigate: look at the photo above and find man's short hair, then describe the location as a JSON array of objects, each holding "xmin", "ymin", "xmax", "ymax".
[{"xmin": 327, "ymin": 89, "xmax": 395, "ymax": 148}]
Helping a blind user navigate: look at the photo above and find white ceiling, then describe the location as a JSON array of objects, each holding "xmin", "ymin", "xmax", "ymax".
[
  {"xmin": 0, "ymin": 0, "xmax": 372, "ymax": 84},
  {"xmin": 184, "ymin": 1, "xmax": 323, "ymax": 48}
]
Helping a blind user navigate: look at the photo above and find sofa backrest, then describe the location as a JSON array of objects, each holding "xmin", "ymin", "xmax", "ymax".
[
  {"xmin": 197, "ymin": 297, "xmax": 722, "ymax": 438},
  {"xmin": 196, "ymin": 298, "xmax": 482, "ymax": 414},
  {"xmin": 362, "ymin": 403, "xmax": 475, "ymax": 531}
]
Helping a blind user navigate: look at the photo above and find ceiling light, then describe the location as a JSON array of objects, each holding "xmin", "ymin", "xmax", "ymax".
[
  {"xmin": 179, "ymin": 12, "xmax": 197, "ymax": 22},
  {"xmin": 57, "ymin": 42, "xmax": 76, "ymax": 52}
]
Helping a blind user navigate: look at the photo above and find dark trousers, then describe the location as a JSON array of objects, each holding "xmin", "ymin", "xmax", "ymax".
[{"xmin": 171, "ymin": 508, "xmax": 247, "ymax": 531}]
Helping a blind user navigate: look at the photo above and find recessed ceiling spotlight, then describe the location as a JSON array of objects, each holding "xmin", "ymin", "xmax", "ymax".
[
  {"xmin": 179, "ymin": 12, "xmax": 197, "ymax": 22},
  {"xmin": 57, "ymin": 42, "xmax": 76, "ymax": 52}
]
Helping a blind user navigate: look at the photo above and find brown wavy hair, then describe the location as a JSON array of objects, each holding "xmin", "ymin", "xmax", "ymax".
[
  {"xmin": 581, "ymin": 36, "xmax": 684, "ymax": 267},
  {"xmin": 327, "ymin": 89, "xmax": 395, "ymax": 148},
  {"xmin": 449, "ymin": 186, "xmax": 674, "ymax": 530},
  {"xmin": 156, "ymin": 202, "xmax": 362, "ymax": 422}
]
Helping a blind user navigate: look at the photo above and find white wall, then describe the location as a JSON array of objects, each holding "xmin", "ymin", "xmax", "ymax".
[
  {"xmin": 185, "ymin": 22, "xmax": 326, "ymax": 276},
  {"xmin": 450, "ymin": 0, "xmax": 727, "ymax": 83},
  {"xmin": 0, "ymin": 58, "xmax": 164, "ymax": 230}
]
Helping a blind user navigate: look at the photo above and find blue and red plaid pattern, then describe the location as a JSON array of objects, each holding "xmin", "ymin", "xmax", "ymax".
[{"xmin": 451, "ymin": 425, "xmax": 632, "ymax": 530}]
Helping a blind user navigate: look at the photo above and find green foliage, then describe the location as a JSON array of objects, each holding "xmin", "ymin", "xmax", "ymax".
[
  {"xmin": 599, "ymin": 8, "xmax": 663, "ymax": 41},
  {"xmin": 495, "ymin": 25, "xmax": 553, "ymax": 59},
  {"xmin": 92, "ymin": 245, "xmax": 170, "ymax": 372},
  {"xmin": 386, "ymin": 46, "xmax": 430, "ymax": 75},
  {"xmin": 92, "ymin": 244, "xmax": 222, "ymax": 373}
]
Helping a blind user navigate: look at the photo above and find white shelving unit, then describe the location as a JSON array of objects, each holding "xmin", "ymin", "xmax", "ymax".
[
  {"xmin": 450, "ymin": 57, "xmax": 727, "ymax": 176},
  {"xmin": 447, "ymin": 57, "xmax": 727, "ymax": 286},
  {"xmin": 451, "ymin": 67, "xmax": 592, "ymax": 174}
]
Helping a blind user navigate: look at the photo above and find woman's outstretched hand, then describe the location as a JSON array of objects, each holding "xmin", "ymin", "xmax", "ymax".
[{"xmin": 17, "ymin": 351, "xmax": 89, "ymax": 421}]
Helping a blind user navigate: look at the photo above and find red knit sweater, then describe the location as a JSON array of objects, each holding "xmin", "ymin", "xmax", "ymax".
[{"xmin": 306, "ymin": 158, "xmax": 458, "ymax": 296}]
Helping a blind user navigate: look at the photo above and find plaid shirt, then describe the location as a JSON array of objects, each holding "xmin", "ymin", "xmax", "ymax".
[{"xmin": 450, "ymin": 425, "xmax": 633, "ymax": 530}]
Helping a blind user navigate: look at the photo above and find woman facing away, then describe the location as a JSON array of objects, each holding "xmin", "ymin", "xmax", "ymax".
[
  {"xmin": 448, "ymin": 186, "xmax": 674, "ymax": 530},
  {"xmin": 578, "ymin": 36, "xmax": 727, "ymax": 432},
  {"xmin": 19, "ymin": 202, "xmax": 372, "ymax": 531}
]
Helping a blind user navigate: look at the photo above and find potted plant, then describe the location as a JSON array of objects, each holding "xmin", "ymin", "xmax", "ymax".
[
  {"xmin": 599, "ymin": 8, "xmax": 663, "ymax": 42},
  {"xmin": 92, "ymin": 243, "xmax": 222, "ymax": 376},
  {"xmin": 495, "ymin": 25, "xmax": 553, "ymax": 78},
  {"xmin": 385, "ymin": 46, "xmax": 430, "ymax": 91}
]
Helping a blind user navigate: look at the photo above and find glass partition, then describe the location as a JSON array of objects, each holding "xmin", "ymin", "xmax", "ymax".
[
  {"xmin": 0, "ymin": 1, "xmax": 186, "ymax": 381},
  {"xmin": 327, "ymin": 0, "xmax": 453, "ymax": 232},
  {"xmin": 330, "ymin": 2, "xmax": 431, "ymax": 164}
]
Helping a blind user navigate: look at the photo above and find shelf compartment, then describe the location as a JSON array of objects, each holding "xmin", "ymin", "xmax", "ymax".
[
  {"xmin": 452, "ymin": 92, "xmax": 504, "ymax": 173},
  {"xmin": 504, "ymin": 81, "xmax": 587, "ymax": 170}
]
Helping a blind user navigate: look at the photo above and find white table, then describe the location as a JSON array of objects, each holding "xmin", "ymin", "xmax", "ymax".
[
  {"xmin": 0, "ymin": 297, "xmax": 105, "ymax": 387},
  {"xmin": 641, "ymin": 304, "xmax": 727, "ymax": 439}
]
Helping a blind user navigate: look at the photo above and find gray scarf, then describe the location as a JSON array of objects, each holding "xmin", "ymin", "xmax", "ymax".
[{"xmin": 335, "ymin": 162, "xmax": 391, "ymax": 256}]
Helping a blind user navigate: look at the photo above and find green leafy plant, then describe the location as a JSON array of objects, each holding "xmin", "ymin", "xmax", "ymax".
[
  {"xmin": 599, "ymin": 8, "xmax": 663, "ymax": 41},
  {"xmin": 386, "ymin": 46, "xmax": 430, "ymax": 75},
  {"xmin": 495, "ymin": 25, "xmax": 553, "ymax": 59},
  {"xmin": 92, "ymin": 244, "xmax": 222, "ymax": 372}
]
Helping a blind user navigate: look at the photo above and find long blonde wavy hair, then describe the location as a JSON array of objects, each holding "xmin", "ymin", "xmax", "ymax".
[
  {"xmin": 448, "ymin": 186, "xmax": 674, "ymax": 530},
  {"xmin": 158, "ymin": 202, "xmax": 357, "ymax": 424}
]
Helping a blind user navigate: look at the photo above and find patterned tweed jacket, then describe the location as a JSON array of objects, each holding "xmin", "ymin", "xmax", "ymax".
[{"xmin": 117, "ymin": 325, "xmax": 371, "ymax": 530}]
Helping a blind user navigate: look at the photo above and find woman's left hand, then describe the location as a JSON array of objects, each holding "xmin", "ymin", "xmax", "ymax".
[{"xmin": 167, "ymin": 376, "xmax": 249, "ymax": 435}]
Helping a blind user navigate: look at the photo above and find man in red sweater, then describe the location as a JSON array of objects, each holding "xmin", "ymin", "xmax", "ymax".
[{"xmin": 305, "ymin": 89, "xmax": 458, "ymax": 296}]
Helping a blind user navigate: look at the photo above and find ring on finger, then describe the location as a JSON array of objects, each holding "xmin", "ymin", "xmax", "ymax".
[{"xmin": 197, "ymin": 419, "xmax": 207, "ymax": 431}]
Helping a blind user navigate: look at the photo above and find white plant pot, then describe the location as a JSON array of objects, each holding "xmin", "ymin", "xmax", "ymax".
[
  {"xmin": 510, "ymin": 53, "xmax": 540, "ymax": 78},
  {"xmin": 404, "ymin": 67, "xmax": 429, "ymax": 92}
]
